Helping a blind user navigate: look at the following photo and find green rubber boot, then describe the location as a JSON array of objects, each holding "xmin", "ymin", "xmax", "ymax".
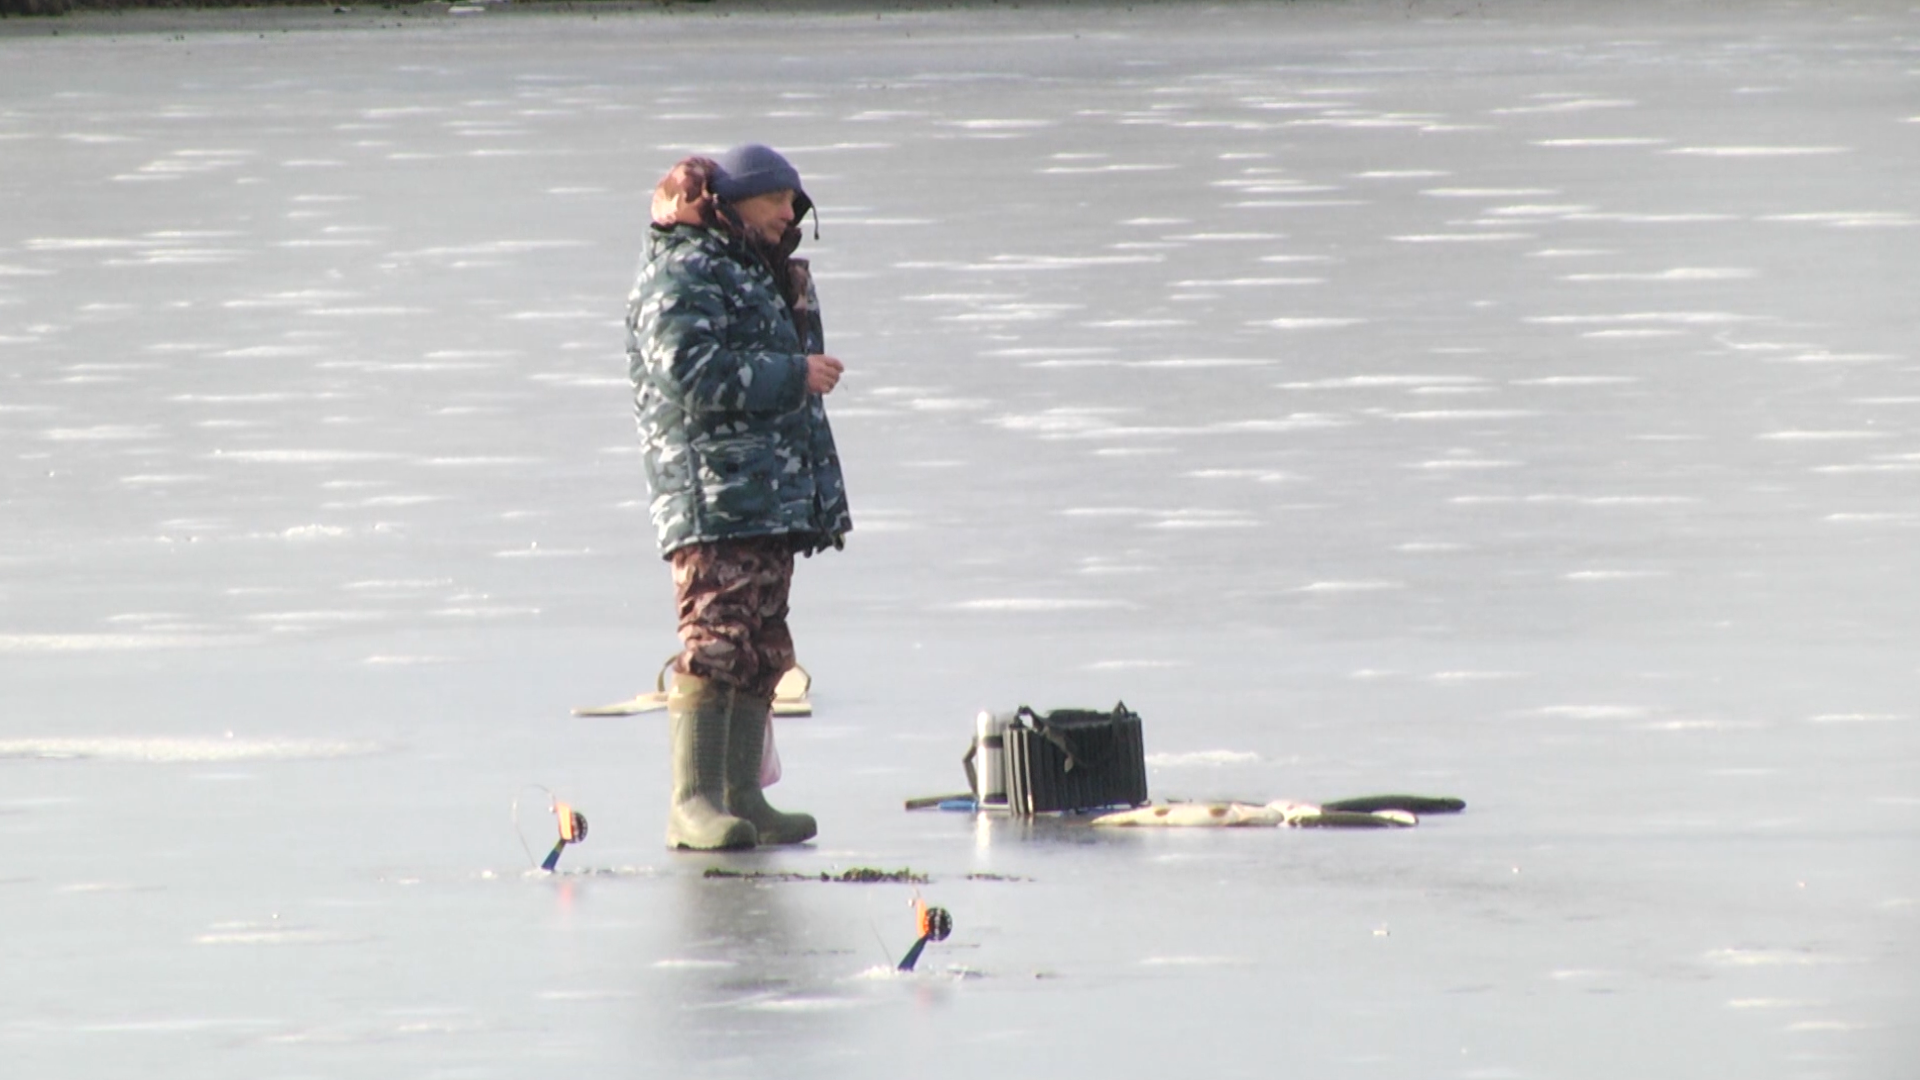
[
  {"xmin": 724, "ymin": 691, "xmax": 817, "ymax": 846},
  {"xmin": 665, "ymin": 673, "xmax": 758, "ymax": 851}
]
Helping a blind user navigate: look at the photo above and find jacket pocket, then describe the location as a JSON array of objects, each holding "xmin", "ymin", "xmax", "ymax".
[{"xmin": 693, "ymin": 434, "xmax": 779, "ymax": 527}]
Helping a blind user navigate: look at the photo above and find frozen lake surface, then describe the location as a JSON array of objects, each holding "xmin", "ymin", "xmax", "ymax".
[{"xmin": 3, "ymin": 2, "xmax": 1917, "ymax": 1076}]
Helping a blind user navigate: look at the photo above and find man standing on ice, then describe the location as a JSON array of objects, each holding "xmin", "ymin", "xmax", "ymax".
[{"xmin": 626, "ymin": 144, "xmax": 851, "ymax": 851}]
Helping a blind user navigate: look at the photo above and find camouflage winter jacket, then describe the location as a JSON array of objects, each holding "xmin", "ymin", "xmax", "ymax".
[{"xmin": 625, "ymin": 222, "xmax": 852, "ymax": 558}]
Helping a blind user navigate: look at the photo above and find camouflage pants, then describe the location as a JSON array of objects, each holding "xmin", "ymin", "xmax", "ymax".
[{"xmin": 670, "ymin": 536, "xmax": 796, "ymax": 700}]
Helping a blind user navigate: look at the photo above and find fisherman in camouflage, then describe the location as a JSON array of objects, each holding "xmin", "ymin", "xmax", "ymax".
[{"xmin": 627, "ymin": 144, "xmax": 850, "ymax": 851}]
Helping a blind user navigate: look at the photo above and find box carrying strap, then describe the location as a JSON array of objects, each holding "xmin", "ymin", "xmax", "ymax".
[
  {"xmin": 961, "ymin": 738, "xmax": 981, "ymax": 797},
  {"xmin": 1012, "ymin": 702, "xmax": 1140, "ymax": 774}
]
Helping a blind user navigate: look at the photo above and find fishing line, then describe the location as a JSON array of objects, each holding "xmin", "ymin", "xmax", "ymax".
[{"xmin": 864, "ymin": 892, "xmax": 897, "ymax": 967}]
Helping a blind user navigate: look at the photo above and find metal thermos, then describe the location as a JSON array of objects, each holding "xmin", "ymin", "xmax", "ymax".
[{"xmin": 973, "ymin": 710, "xmax": 1009, "ymax": 809}]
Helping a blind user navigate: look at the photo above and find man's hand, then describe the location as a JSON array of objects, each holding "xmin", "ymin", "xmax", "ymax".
[{"xmin": 806, "ymin": 354, "xmax": 844, "ymax": 395}]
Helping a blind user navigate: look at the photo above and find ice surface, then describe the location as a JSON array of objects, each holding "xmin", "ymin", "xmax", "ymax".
[{"xmin": 2, "ymin": 2, "xmax": 1917, "ymax": 1077}]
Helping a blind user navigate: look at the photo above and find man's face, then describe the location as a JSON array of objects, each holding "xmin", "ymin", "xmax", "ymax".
[{"xmin": 732, "ymin": 189, "xmax": 796, "ymax": 246}]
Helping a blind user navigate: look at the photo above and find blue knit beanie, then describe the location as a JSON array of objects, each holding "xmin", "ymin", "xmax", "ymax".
[{"xmin": 712, "ymin": 143, "xmax": 812, "ymax": 219}]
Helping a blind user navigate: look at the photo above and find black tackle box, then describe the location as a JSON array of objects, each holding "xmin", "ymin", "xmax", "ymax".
[{"xmin": 1002, "ymin": 703, "xmax": 1149, "ymax": 816}]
